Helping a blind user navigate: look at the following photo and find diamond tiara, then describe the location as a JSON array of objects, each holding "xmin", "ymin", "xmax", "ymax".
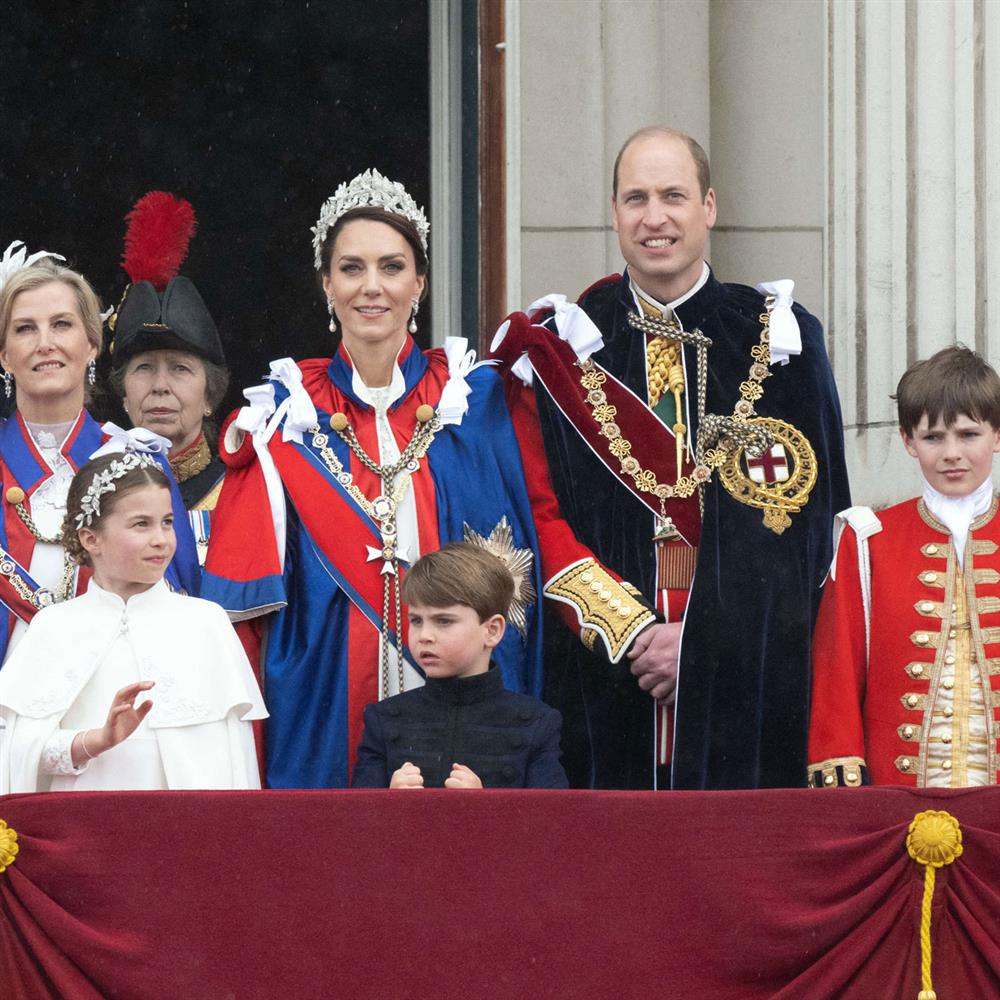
[
  {"xmin": 75, "ymin": 452, "xmax": 160, "ymax": 530},
  {"xmin": 311, "ymin": 169, "xmax": 429, "ymax": 270}
]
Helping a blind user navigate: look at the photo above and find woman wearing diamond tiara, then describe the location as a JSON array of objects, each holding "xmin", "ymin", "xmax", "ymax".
[
  {"xmin": 203, "ymin": 169, "xmax": 543, "ymax": 789},
  {"xmin": 0, "ymin": 452, "xmax": 266, "ymax": 792},
  {"xmin": 0, "ymin": 246, "xmax": 200, "ymax": 666}
]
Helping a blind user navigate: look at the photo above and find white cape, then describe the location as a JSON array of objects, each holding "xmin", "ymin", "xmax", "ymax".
[{"xmin": 0, "ymin": 579, "xmax": 267, "ymax": 792}]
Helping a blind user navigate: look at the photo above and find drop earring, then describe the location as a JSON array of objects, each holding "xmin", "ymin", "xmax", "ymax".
[
  {"xmin": 87, "ymin": 359, "xmax": 97, "ymax": 386},
  {"xmin": 2, "ymin": 370, "xmax": 11, "ymax": 399},
  {"xmin": 327, "ymin": 298, "xmax": 337, "ymax": 333},
  {"xmin": 408, "ymin": 298, "xmax": 419, "ymax": 335}
]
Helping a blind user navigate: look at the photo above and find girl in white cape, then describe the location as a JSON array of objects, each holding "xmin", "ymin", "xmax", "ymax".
[{"xmin": 0, "ymin": 451, "xmax": 266, "ymax": 791}]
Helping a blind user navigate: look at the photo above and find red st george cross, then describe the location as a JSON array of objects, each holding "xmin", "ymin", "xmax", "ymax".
[{"xmin": 746, "ymin": 444, "xmax": 790, "ymax": 483}]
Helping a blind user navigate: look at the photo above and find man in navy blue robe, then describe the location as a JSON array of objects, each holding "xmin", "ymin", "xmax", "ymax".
[{"xmin": 491, "ymin": 126, "xmax": 850, "ymax": 789}]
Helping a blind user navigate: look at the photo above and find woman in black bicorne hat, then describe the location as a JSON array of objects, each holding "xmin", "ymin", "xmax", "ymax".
[{"xmin": 106, "ymin": 193, "xmax": 230, "ymax": 562}]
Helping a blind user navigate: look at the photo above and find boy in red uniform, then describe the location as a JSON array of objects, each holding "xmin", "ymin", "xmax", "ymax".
[{"xmin": 808, "ymin": 345, "xmax": 1000, "ymax": 787}]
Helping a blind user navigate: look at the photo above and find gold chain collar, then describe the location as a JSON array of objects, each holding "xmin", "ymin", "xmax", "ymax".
[
  {"xmin": 3, "ymin": 487, "xmax": 77, "ymax": 602},
  {"xmin": 577, "ymin": 304, "xmax": 774, "ymax": 507},
  {"xmin": 308, "ymin": 405, "xmax": 442, "ymax": 699}
]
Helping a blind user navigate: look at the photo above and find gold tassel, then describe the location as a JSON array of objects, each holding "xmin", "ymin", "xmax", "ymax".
[{"xmin": 906, "ymin": 810, "xmax": 964, "ymax": 1000}]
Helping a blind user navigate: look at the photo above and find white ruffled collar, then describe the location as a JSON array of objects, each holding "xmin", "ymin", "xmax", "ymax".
[{"xmin": 922, "ymin": 475, "xmax": 994, "ymax": 568}]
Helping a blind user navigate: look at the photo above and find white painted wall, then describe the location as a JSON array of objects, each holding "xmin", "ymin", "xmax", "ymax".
[
  {"xmin": 516, "ymin": 0, "xmax": 710, "ymax": 308},
  {"xmin": 509, "ymin": 0, "xmax": 1000, "ymax": 508}
]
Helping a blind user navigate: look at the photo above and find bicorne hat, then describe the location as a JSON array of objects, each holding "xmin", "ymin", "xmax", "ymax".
[{"xmin": 109, "ymin": 192, "xmax": 225, "ymax": 366}]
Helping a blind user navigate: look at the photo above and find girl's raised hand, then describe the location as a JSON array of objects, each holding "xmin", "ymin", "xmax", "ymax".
[
  {"xmin": 102, "ymin": 680, "xmax": 156, "ymax": 750},
  {"xmin": 71, "ymin": 681, "xmax": 155, "ymax": 767}
]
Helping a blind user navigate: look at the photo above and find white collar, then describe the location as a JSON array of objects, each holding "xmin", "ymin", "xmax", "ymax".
[
  {"xmin": 86, "ymin": 576, "xmax": 169, "ymax": 611},
  {"xmin": 347, "ymin": 346, "xmax": 407, "ymax": 412},
  {"xmin": 628, "ymin": 262, "xmax": 710, "ymax": 321},
  {"xmin": 922, "ymin": 475, "xmax": 994, "ymax": 568}
]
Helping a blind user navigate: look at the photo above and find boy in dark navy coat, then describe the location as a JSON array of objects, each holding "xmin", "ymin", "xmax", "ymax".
[{"xmin": 352, "ymin": 543, "xmax": 568, "ymax": 789}]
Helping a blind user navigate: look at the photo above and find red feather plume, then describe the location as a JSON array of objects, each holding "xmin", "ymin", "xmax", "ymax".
[{"xmin": 121, "ymin": 191, "xmax": 197, "ymax": 289}]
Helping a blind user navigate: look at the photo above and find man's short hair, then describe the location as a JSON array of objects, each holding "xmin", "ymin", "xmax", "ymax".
[
  {"xmin": 612, "ymin": 126, "xmax": 711, "ymax": 200},
  {"xmin": 894, "ymin": 344, "xmax": 1000, "ymax": 435},
  {"xmin": 402, "ymin": 542, "xmax": 514, "ymax": 622}
]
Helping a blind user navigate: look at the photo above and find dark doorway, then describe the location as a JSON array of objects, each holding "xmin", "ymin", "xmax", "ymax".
[{"xmin": 0, "ymin": 1, "xmax": 430, "ymax": 420}]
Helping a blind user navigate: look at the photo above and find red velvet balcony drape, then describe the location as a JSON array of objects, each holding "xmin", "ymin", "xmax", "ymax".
[{"xmin": 1, "ymin": 787, "xmax": 999, "ymax": 1000}]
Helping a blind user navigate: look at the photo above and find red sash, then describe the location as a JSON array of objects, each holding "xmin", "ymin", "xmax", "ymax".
[{"xmin": 494, "ymin": 314, "xmax": 701, "ymax": 547}]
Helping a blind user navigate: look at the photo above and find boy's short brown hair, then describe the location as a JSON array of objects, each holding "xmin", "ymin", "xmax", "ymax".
[
  {"xmin": 894, "ymin": 344, "xmax": 1000, "ymax": 436},
  {"xmin": 401, "ymin": 542, "xmax": 514, "ymax": 622}
]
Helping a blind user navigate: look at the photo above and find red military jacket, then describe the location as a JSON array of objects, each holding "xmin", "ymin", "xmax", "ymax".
[{"xmin": 808, "ymin": 496, "xmax": 1000, "ymax": 787}]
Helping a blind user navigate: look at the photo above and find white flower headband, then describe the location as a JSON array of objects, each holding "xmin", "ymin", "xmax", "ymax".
[
  {"xmin": 311, "ymin": 169, "xmax": 429, "ymax": 270},
  {"xmin": 75, "ymin": 452, "xmax": 160, "ymax": 530},
  {"xmin": 0, "ymin": 241, "xmax": 66, "ymax": 295}
]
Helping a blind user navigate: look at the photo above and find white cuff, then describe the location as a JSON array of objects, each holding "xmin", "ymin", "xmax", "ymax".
[{"xmin": 40, "ymin": 729, "xmax": 90, "ymax": 775}]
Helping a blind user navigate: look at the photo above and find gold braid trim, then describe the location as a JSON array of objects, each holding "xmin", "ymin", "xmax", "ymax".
[
  {"xmin": 544, "ymin": 559, "xmax": 655, "ymax": 663},
  {"xmin": 645, "ymin": 335, "xmax": 684, "ymax": 412},
  {"xmin": 807, "ymin": 755, "xmax": 866, "ymax": 788},
  {"xmin": 169, "ymin": 433, "xmax": 213, "ymax": 484}
]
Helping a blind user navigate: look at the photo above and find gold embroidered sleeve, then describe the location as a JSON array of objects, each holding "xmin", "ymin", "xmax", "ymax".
[
  {"xmin": 807, "ymin": 756, "xmax": 867, "ymax": 788},
  {"xmin": 544, "ymin": 559, "xmax": 656, "ymax": 663}
]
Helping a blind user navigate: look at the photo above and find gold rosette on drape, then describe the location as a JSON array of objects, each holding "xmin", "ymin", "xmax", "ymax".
[{"xmin": 0, "ymin": 818, "xmax": 19, "ymax": 874}]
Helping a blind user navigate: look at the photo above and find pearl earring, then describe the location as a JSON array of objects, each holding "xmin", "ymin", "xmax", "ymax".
[
  {"xmin": 327, "ymin": 297, "xmax": 336, "ymax": 334},
  {"xmin": 408, "ymin": 298, "xmax": 419, "ymax": 335}
]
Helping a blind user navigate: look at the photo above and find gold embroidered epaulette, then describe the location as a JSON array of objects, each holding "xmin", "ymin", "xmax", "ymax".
[
  {"xmin": 807, "ymin": 755, "xmax": 866, "ymax": 788},
  {"xmin": 544, "ymin": 558, "xmax": 655, "ymax": 663}
]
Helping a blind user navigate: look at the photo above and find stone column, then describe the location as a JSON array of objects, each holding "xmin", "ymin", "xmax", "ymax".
[{"xmin": 828, "ymin": 0, "xmax": 994, "ymax": 505}]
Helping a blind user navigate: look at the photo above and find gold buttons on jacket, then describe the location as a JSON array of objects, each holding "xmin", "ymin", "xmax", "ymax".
[
  {"xmin": 942, "ymin": 678, "xmax": 955, "ymax": 690},
  {"xmin": 942, "ymin": 760, "xmax": 953, "ymax": 771},
  {"xmin": 919, "ymin": 601, "xmax": 935, "ymax": 613},
  {"xmin": 945, "ymin": 654, "xmax": 956, "ymax": 665},
  {"xmin": 902, "ymin": 725, "xmax": 915, "ymax": 739},
  {"xmin": 4, "ymin": 487, "xmax": 24, "ymax": 505},
  {"xmin": 329, "ymin": 412, "xmax": 349, "ymax": 432},
  {"xmin": 906, "ymin": 694, "xmax": 919, "ymax": 708},
  {"xmin": 925, "ymin": 544, "xmax": 939, "ymax": 555},
  {"xmin": 911, "ymin": 664, "xmax": 924, "ymax": 677},
  {"xmin": 924, "ymin": 572, "xmax": 939, "ymax": 584},
  {"xmin": 944, "ymin": 706, "xmax": 954, "ymax": 717},
  {"xmin": 915, "ymin": 633, "xmax": 930, "ymax": 645}
]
